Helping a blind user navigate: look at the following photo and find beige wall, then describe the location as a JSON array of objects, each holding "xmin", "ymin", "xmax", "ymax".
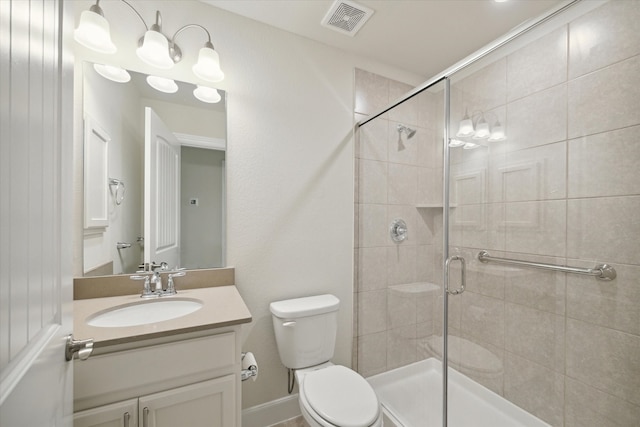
[
  {"xmin": 72, "ymin": 0, "xmax": 425, "ymax": 409},
  {"xmin": 355, "ymin": 1, "xmax": 640, "ymax": 426}
]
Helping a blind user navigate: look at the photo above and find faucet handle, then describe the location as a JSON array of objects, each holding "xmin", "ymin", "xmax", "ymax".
[
  {"xmin": 130, "ymin": 274, "xmax": 153, "ymax": 298},
  {"xmin": 137, "ymin": 262, "xmax": 169, "ymax": 272},
  {"xmin": 168, "ymin": 269, "xmax": 186, "ymax": 277},
  {"xmin": 154, "ymin": 262, "xmax": 169, "ymax": 271},
  {"xmin": 165, "ymin": 270, "xmax": 186, "ymax": 295}
]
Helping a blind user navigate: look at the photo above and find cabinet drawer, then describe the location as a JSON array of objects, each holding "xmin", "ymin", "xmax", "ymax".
[{"xmin": 75, "ymin": 332, "xmax": 236, "ymax": 410}]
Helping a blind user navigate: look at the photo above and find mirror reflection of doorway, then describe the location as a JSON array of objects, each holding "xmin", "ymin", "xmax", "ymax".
[{"xmin": 180, "ymin": 146, "xmax": 226, "ymax": 269}]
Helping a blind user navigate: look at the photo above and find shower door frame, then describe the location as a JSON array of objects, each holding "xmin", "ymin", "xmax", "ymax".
[{"xmin": 441, "ymin": 77, "xmax": 451, "ymax": 427}]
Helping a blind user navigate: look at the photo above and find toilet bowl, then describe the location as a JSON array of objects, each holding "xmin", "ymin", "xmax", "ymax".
[
  {"xmin": 270, "ymin": 295, "xmax": 382, "ymax": 427},
  {"xmin": 296, "ymin": 363, "xmax": 382, "ymax": 427}
]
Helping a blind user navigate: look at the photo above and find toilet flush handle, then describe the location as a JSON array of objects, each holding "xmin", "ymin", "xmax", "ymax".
[{"xmin": 283, "ymin": 321, "xmax": 296, "ymax": 327}]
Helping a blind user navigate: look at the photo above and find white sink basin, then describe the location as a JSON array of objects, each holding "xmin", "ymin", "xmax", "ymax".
[{"xmin": 86, "ymin": 298, "xmax": 203, "ymax": 328}]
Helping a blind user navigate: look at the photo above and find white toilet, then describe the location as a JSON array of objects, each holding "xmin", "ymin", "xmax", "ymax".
[{"xmin": 270, "ymin": 294, "xmax": 383, "ymax": 427}]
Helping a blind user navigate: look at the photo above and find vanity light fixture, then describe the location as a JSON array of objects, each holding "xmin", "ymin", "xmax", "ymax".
[
  {"xmin": 91, "ymin": 63, "xmax": 221, "ymax": 104},
  {"xmin": 452, "ymin": 109, "xmax": 506, "ymax": 147},
  {"xmin": 74, "ymin": 1, "xmax": 117, "ymax": 54},
  {"xmin": 93, "ymin": 63, "xmax": 131, "ymax": 83},
  {"xmin": 193, "ymin": 86, "xmax": 222, "ymax": 103},
  {"xmin": 487, "ymin": 119, "xmax": 506, "ymax": 142},
  {"xmin": 75, "ymin": 0, "xmax": 225, "ymax": 82},
  {"xmin": 456, "ymin": 110, "xmax": 475, "ymax": 138},
  {"xmin": 136, "ymin": 12, "xmax": 174, "ymax": 69},
  {"xmin": 448, "ymin": 139, "xmax": 466, "ymax": 148},
  {"xmin": 146, "ymin": 75, "xmax": 178, "ymax": 93},
  {"xmin": 472, "ymin": 116, "xmax": 491, "ymax": 140},
  {"xmin": 192, "ymin": 43, "xmax": 225, "ymax": 83}
]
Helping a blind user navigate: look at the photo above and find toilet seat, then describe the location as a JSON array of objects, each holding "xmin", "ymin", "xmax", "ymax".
[{"xmin": 301, "ymin": 365, "xmax": 380, "ymax": 427}]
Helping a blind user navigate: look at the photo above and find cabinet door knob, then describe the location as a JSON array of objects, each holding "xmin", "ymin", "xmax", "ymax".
[
  {"xmin": 123, "ymin": 412, "xmax": 130, "ymax": 427},
  {"xmin": 143, "ymin": 407, "xmax": 149, "ymax": 427}
]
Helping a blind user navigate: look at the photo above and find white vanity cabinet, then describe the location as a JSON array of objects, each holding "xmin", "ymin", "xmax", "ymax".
[
  {"xmin": 73, "ymin": 328, "xmax": 241, "ymax": 427},
  {"xmin": 139, "ymin": 375, "xmax": 235, "ymax": 427},
  {"xmin": 74, "ymin": 376, "xmax": 234, "ymax": 427}
]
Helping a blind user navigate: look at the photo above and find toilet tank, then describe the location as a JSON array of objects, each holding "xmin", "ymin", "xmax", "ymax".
[{"xmin": 270, "ymin": 294, "xmax": 340, "ymax": 370}]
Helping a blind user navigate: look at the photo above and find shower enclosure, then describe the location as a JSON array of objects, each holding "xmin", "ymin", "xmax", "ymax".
[{"xmin": 354, "ymin": 1, "xmax": 640, "ymax": 426}]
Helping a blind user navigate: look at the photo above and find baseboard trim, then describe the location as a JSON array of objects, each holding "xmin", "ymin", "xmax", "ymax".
[{"xmin": 242, "ymin": 394, "xmax": 301, "ymax": 427}]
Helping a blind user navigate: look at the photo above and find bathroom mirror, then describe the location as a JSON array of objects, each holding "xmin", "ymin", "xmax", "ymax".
[{"xmin": 81, "ymin": 62, "xmax": 227, "ymax": 276}]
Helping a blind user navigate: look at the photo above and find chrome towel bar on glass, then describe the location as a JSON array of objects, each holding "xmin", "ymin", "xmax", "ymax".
[{"xmin": 477, "ymin": 250, "xmax": 616, "ymax": 281}]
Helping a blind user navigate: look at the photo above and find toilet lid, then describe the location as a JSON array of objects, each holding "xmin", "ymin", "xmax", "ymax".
[{"xmin": 303, "ymin": 365, "xmax": 379, "ymax": 427}]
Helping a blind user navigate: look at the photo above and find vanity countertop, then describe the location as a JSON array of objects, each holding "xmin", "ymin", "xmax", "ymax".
[{"xmin": 74, "ymin": 285, "xmax": 252, "ymax": 348}]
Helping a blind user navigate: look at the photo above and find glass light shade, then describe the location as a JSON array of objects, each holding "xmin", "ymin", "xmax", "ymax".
[
  {"xmin": 136, "ymin": 31, "xmax": 174, "ymax": 69},
  {"xmin": 93, "ymin": 64, "xmax": 131, "ymax": 83},
  {"xmin": 463, "ymin": 142, "xmax": 480, "ymax": 150},
  {"xmin": 146, "ymin": 75, "xmax": 178, "ymax": 93},
  {"xmin": 456, "ymin": 118, "xmax": 475, "ymax": 137},
  {"xmin": 192, "ymin": 47, "xmax": 225, "ymax": 83},
  {"xmin": 473, "ymin": 119, "xmax": 491, "ymax": 139},
  {"xmin": 448, "ymin": 139, "xmax": 466, "ymax": 148},
  {"xmin": 74, "ymin": 10, "xmax": 117, "ymax": 54},
  {"xmin": 193, "ymin": 86, "xmax": 222, "ymax": 103},
  {"xmin": 488, "ymin": 123, "xmax": 506, "ymax": 141}
]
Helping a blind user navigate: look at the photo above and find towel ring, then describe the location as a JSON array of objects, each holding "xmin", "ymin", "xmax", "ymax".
[{"xmin": 109, "ymin": 178, "xmax": 126, "ymax": 205}]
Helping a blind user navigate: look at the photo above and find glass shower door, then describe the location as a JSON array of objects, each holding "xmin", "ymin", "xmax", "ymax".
[
  {"xmin": 444, "ymin": 43, "xmax": 568, "ymax": 425},
  {"xmin": 443, "ymin": 2, "xmax": 640, "ymax": 426},
  {"xmin": 354, "ymin": 72, "xmax": 448, "ymax": 427}
]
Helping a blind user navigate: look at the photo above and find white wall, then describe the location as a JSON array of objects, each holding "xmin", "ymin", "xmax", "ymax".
[{"xmin": 72, "ymin": 0, "xmax": 424, "ymax": 408}]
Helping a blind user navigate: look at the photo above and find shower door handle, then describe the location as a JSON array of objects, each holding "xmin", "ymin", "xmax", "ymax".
[{"xmin": 445, "ymin": 255, "xmax": 466, "ymax": 295}]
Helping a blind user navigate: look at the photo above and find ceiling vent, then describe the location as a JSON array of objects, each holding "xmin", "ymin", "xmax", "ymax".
[{"xmin": 321, "ymin": 0, "xmax": 374, "ymax": 37}]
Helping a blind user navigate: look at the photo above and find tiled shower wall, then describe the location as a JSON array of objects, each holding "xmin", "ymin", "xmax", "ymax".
[
  {"xmin": 354, "ymin": 1, "xmax": 640, "ymax": 426},
  {"xmin": 353, "ymin": 68, "xmax": 444, "ymax": 378}
]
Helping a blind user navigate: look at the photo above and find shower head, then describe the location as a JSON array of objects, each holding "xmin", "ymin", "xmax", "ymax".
[{"xmin": 397, "ymin": 123, "xmax": 416, "ymax": 139}]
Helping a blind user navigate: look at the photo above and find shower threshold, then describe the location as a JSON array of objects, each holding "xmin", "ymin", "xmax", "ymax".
[{"xmin": 367, "ymin": 358, "xmax": 550, "ymax": 427}]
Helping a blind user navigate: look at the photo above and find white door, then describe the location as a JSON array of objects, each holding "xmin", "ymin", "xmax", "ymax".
[
  {"xmin": 144, "ymin": 108, "xmax": 181, "ymax": 269},
  {"xmin": 0, "ymin": 1, "xmax": 74, "ymax": 426}
]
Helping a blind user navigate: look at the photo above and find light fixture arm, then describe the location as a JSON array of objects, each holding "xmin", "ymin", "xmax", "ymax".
[
  {"xmin": 171, "ymin": 24, "xmax": 213, "ymax": 45},
  {"xmin": 169, "ymin": 24, "xmax": 215, "ymax": 63},
  {"xmin": 89, "ymin": 0, "xmax": 105, "ymax": 17},
  {"xmin": 120, "ymin": 0, "xmax": 149, "ymax": 31}
]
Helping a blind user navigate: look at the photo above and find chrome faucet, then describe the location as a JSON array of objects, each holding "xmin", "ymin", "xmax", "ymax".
[
  {"xmin": 151, "ymin": 269, "xmax": 163, "ymax": 292},
  {"xmin": 130, "ymin": 262, "xmax": 186, "ymax": 298}
]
